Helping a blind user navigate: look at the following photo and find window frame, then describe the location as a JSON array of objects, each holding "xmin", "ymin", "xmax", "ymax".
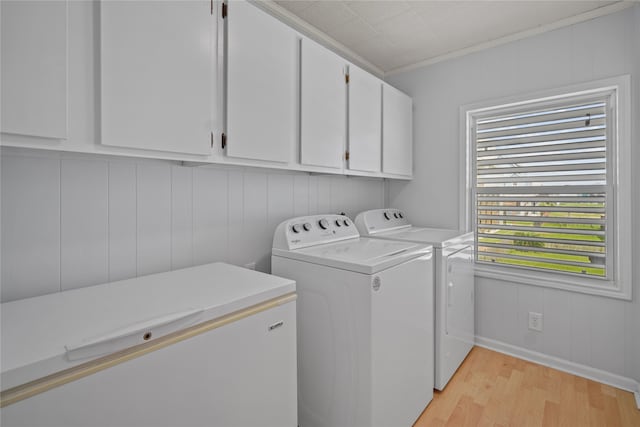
[{"xmin": 460, "ymin": 75, "xmax": 632, "ymax": 300}]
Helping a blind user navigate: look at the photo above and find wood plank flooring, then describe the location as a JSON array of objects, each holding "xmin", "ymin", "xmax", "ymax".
[{"xmin": 414, "ymin": 347, "xmax": 640, "ymax": 427}]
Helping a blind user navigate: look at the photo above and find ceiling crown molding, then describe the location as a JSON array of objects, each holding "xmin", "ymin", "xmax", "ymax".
[{"xmin": 386, "ymin": 1, "xmax": 636, "ymax": 76}]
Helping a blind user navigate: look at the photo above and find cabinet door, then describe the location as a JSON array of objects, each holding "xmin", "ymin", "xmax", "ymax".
[
  {"xmin": 348, "ymin": 65, "xmax": 381, "ymax": 173},
  {"xmin": 100, "ymin": 1, "xmax": 214, "ymax": 155},
  {"xmin": 226, "ymin": 0, "xmax": 296, "ymax": 163},
  {"xmin": 382, "ymin": 84, "xmax": 412, "ymax": 176},
  {"xmin": 300, "ymin": 39, "xmax": 346, "ymax": 170},
  {"xmin": 1, "ymin": 0, "xmax": 68, "ymax": 139}
]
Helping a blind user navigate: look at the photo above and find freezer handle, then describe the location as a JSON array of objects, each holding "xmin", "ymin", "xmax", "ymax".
[{"xmin": 65, "ymin": 308, "xmax": 204, "ymax": 361}]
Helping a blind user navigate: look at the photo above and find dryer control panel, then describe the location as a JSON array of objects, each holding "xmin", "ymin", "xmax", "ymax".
[
  {"xmin": 354, "ymin": 208, "xmax": 410, "ymax": 236},
  {"xmin": 273, "ymin": 215, "xmax": 359, "ymax": 250}
]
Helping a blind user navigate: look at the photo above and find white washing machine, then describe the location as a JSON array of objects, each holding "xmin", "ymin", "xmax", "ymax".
[
  {"xmin": 355, "ymin": 209, "xmax": 474, "ymax": 391},
  {"xmin": 272, "ymin": 214, "xmax": 434, "ymax": 427}
]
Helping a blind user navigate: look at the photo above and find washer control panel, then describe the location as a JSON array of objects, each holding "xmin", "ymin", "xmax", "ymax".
[
  {"xmin": 354, "ymin": 208, "xmax": 410, "ymax": 236},
  {"xmin": 273, "ymin": 214, "xmax": 358, "ymax": 250}
]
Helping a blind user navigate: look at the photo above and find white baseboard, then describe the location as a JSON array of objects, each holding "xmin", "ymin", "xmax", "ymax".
[{"xmin": 475, "ymin": 336, "xmax": 639, "ymax": 396}]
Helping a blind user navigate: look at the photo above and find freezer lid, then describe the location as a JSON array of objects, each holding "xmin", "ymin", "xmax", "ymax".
[
  {"xmin": 272, "ymin": 237, "xmax": 432, "ymax": 274},
  {"xmin": 1, "ymin": 263, "xmax": 295, "ymax": 391}
]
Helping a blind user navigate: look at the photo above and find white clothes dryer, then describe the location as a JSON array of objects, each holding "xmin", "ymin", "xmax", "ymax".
[
  {"xmin": 272, "ymin": 214, "xmax": 434, "ymax": 427},
  {"xmin": 355, "ymin": 208, "xmax": 474, "ymax": 391}
]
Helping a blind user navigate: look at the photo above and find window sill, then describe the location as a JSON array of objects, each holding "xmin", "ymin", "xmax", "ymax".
[{"xmin": 474, "ymin": 264, "xmax": 631, "ymax": 300}]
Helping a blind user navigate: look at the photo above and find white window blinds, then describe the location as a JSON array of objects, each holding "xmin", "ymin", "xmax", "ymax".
[{"xmin": 474, "ymin": 97, "xmax": 610, "ymax": 279}]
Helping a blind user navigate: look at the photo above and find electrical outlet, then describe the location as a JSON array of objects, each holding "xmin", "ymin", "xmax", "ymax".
[
  {"xmin": 528, "ymin": 312, "xmax": 543, "ymax": 332},
  {"xmin": 243, "ymin": 262, "xmax": 256, "ymax": 270}
]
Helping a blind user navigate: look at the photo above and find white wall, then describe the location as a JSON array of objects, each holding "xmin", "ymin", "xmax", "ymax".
[
  {"xmin": 0, "ymin": 147, "xmax": 385, "ymax": 302},
  {"xmin": 0, "ymin": 0, "xmax": 387, "ymax": 303},
  {"xmin": 388, "ymin": 6, "xmax": 640, "ymax": 384},
  {"xmin": 633, "ymin": 4, "xmax": 640, "ymax": 386}
]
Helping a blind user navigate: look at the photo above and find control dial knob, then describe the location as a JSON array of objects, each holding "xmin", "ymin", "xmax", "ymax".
[
  {"xmin": 291, "ymin": 224, "xmax": 302, "ymax": 233},
  {"xmin": 383, "ymin": 212, "xmax": 391, "ymax": 220},
  {"xmin": 318, "ymin": 219, "xmax": 329, "ymax": 230},
  {"xmin": 335, "ymin": 220, "xmax": 342, "ymax": 227},
  {"xmin": 343, "ymin": 219, "xmax": 350, "ymax": 226},
  {"xmin": 303, "ymin": 223, "xmax": 312, "ymax": 231}
]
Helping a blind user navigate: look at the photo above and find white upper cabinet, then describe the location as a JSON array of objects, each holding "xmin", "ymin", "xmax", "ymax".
[
  {"xmin": 1, "ymin": 0, "xmax": 412, "ymax": 179},
  {"xmin": 300, "ymin": 38, "xmax": 346, "ymax": 170},
  {"xmin": 100, "ymin": 0, "xmax": 215, "ymax": 156},
  {"xmin": 382, "ymin": 84, "xmax": 413, "ymax": 177},
  {"xmin": 226, "ymin": 0, "xmax": 297, "ymax": 163},
  {"xmin": 348, "ymin": 65, "xmax": 382, "ymax": 173},
  {"xmin": 1, "ymin": 0, "xmax": 68, "ymax": 139}
]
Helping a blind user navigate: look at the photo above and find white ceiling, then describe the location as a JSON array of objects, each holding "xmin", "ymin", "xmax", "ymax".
[{"xmin": 273, "ymin": 0, "xmax": 628, "ymax": 74}]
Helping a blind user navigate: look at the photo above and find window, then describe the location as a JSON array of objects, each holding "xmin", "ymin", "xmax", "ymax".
[{"xmin": 462, "ymin": 76, "xmax": 631, "ymax": 299}]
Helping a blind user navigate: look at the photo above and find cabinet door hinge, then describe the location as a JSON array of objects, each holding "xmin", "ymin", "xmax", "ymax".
[
  {"xmin": 345, "ymin": 151, "xmax": 350, "ymax": 161},
  {"xmin": 210, "ymin": 0, "xmax": 213, "ymax": 15},
  {"xmin": 221, "ymin": 133, "xmax": 227, "ymax": 149},
  {"xmin": 345, "ymin": 73, "xmax": 350, "ymax": 84},
  {"xmin": 221, "ymin": 2, "xmax": 227, "ymax": 18},
  {"xmin": 210, "ymin": 132, "xmax": 214, "ymax": 148}
]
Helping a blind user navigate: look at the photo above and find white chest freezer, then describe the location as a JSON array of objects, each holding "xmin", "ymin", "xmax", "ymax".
[{"xmin": 1, "ymin": 262, "xmax": 297, "ymax": 427}]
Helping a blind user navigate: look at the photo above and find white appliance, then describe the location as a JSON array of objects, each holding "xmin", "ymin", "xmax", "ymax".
[
  {"xmin": 355, "ymin": 208, "xmax": 474, "ymax": 391},
  {"xmin": 272, "ymin": 214, "xmax": 434, "ymax": 427},
  {"xmin": 1, "ymin": 263, "xmax": 297, "ymax": 427}
]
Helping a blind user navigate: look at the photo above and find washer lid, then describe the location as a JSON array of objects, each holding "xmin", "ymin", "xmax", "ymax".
[
  {"xmin": 372, "ymin": 227, "xmax": 473, "ymax": 249},
  {"xmin": 272, "ymin": 237, "xmax": 432, "ymax": 274},
  {"xmin": 1, "ymin": 263, "xmax": 295, "ymax": 392}
]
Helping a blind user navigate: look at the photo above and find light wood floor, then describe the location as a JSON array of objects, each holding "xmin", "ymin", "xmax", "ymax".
[{"xmin": 414, "ymin": 347, "xmax": 640, "ymax": 427}]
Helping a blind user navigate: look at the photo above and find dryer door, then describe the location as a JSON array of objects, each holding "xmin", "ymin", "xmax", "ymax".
[{"xmin": 444, "ymin": 245, "xmax": 474, "ymax": 345}]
